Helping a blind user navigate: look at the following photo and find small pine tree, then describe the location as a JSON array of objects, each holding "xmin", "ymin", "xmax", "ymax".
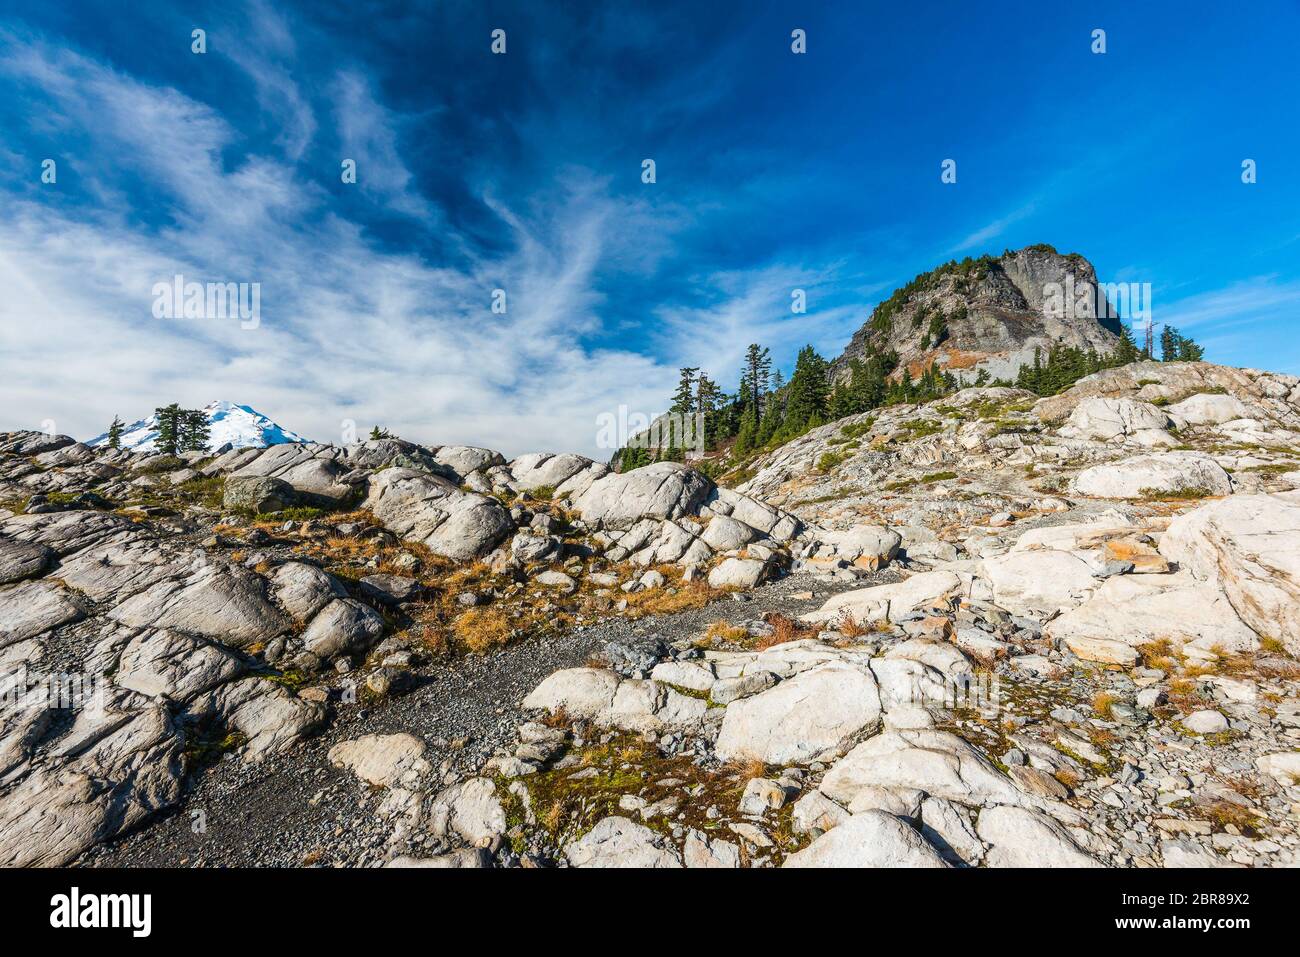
[
  {"xmin": 779, "ymin": 345, "xmax": 830, "ymax": 439},
  {"xmin": 179, "ymin": 409, "xmax": 211, "ymax": 452},
  {"xmin": 738, "ymin": 344, "xmax": 772, "ymax": 413},
  {"xmin": 154, "ymin": 404, "xmax": 182, "ymax": 456},
  {"xmin": 670, "ymin": 367, "xmax": 699, "ymax": 415},
  {"xmin": 1160, "ymin": 325, "xmax": 1181, "ymax": 362},
  {"xmin": 369, "ymin": 425, "xmax": 392, "ymax": 440},
  {"xmin": 757, "ymin": 389, "xmax": 784, "ymax": 445},
  {"xmin": 107, "ymin": 415, "xmax": 124, "ymax": 449},
  {"xmin": 1115, "ymin": 325, "xmax": 1141, "ymax": 364},
  {"xmin": 1179, "ymin": 337, "xmax": 1204, "ymax": 361}
]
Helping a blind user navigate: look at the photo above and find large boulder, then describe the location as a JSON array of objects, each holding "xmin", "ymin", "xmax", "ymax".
[
  {"xmin": 981, "ymin": 550, "xmax": 1097, "ymax": 618},
  {"xmin": 0, "ymin": 706, "xmax": 183, "ymax": 866},
  {"xmin": 1166, "ymin": 392, "xmax": 1254, "ymax": 426},
  {"xmin": 108, "ymin": 563, "xmax": 289, "ymax": 648},
  {"xmin": 522, "ymin": 668, "xmax": 620, "ymax": 720},
  {"xmin": 814, "ymin": 525, "xmax": 902, "ymax": 569},
  {"xmin": 783, "ymin": 810, "xmax": 949, "ymax": 868},
  {"xmin": 1160, "ymin": 493, "xmax": 1300, "ymax": 653},
  {"xmin": 571, "ymin": 462, "xmax": 713, "ymax": 530},
  {"xmin": 301, "ymin": 598, "xmax": 386, "ymax": 660},
  {"xmin": 976, "ymin": 805, "xmax": 1101, "ymax": 867},
  {"xmin": 187, "ymin": 679, "xmax": 325, "ymax": 760},
  {"xmin": 1074, "ymin": 452, "xmax": 1231, "ymax": 499},
  {"xmin": 0, "ymin": 431, "xmax": 75, "ymax": 456},
  {"xmin": 0, "ymin": 580, "xmax": 84, "ymax": 648},
  {"xmin": 222, "ymin": 475, "xmax": 296, "ymax": 514},
  {"xmin": 707, "ymin": 557, "xmax": 769, "ymax": 590},
  {"xmin": 433, "ymin": 446, "xmax": 506, "ymax": 477},
  {"xmin": 801, "ymin": 571, "xmax": 962, "ymax": 626},
  {"xmin": 0, "ymin": 538, "xmax": 54, "ymax": 584},
  {"xmin": 270, "ymin": 562, "xmax": 348, "ymax": 621},
  {"xmin": 714, "ymin": 662, "xmax": 881, "ymax": 765},
  {"xmin": 108, "ymin": 627, "xmax": 246, "ymax": 701},
  {"xmin": 699, "ymin": 515, "xmax": 758, "ymax": 551},
  {"xmin": 0, "ymin": 509, "xmax": 137, "ymax": 556},
  {"xmin": 564, "ymin": 816, "xmax": 681, "ymax": 868},
  {"xmin": 508, "ymin": 452, "xmax": 606, "ymax": 495},
  {"xmin": 230, "ymin": 444, "xmax": 356, "ymax": 504},
  {"xmin": 427, "ymin": 777, "xmax": 507, "ymax": 845},
  {"xmin": 364, "ymin": 468, "xmax": 513, "ymax": 562},
  {"xmin": 328, "ymin": 733, "xmax": 431, "ymax": 788},
  {"xmin": 1045, "ymin": 572, "xmax": 1259, "ymax": 659},
  {"xmin": 819, "ymin": 729, "xmax": 1028, "ymax": 808},
  {"xmin": 1059, "ymin": 397, "xmax": 1171, "ymax": 441}
]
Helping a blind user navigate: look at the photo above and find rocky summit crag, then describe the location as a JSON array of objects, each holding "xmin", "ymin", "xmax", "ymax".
[
  {"xmin": 832, "ymin": 244, "xmax": 1124, "ymax": 384},
  {"xmin": 3, "ymin": 358, "xmax": 1300, "ymax": 869}
]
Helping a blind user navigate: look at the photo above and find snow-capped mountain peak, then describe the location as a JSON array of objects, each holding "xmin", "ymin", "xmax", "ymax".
[{"xmin": 88, "ymin": 401, "xmax": 309, "ymax": 451}]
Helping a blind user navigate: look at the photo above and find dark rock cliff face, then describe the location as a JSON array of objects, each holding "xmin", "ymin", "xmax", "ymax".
[{"xmin": 831, "ymin": 245, "xmax": 1123, "ymax": 384}]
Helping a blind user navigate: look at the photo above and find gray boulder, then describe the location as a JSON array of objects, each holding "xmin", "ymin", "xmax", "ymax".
[
  {"xmin": 364, "ymin": 468, "xmax": 513, "ymax": 562},
  {"xmin": 783, "ymin": 810, "xmax": 948, "ymax": 867},
  {"xmin": 0, "ymin": 580, "xmax": 85, "ymax": 648},
  {"xmin": 109, "ymin": 563, "xmax": 289, "ymax": 648},
  {"xmin": 564, "ymin": 816, "xmax": 681, "ymax": 868},
  {"xmin": 572, "ymin": 462, "xmax": 713, "ymax": 530},
  {"xmin": 301, "ymin": 598, "xmax": 385, "ymax": 660},
  {"xmin": 223, "ymin": 475, "xmax": 296, "ymax": 514},
  {"xmin": 0, "ymin": 537, "xmax": 55, "ymax": 584},
  {"xmin": 707, "ymin": 557, "xmax": 769, "ymax": 590}
]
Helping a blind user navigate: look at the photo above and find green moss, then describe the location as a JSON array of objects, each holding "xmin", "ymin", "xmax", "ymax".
[
  {"xmin": 1138, "ymin": 485, "xmax": 1215, "ymax": 501},
  {"xmin": 816, "ymin": 451, "xmax": 847, "ymax": 473},
  {"xmin": 894, "ymin": 419, "xmax": 944, "ymax": 440}
]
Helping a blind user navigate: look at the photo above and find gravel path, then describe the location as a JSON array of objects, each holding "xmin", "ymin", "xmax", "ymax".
[{"xmin": 82, "ymin": 571, "xmax": 883, "ymax": 867}]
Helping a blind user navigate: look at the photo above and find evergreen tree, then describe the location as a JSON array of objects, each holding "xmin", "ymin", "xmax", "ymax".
[
  {"xmin": 738, "ymin": 344, "xmax": 772, "ymax": 412},
  {"xmin": 1178, "ymin": 336, "xmax": 1204, "ymax": 361},
  {"xmin": 369, "ymin": 425, "xmax": 392, "ymax": 440},
  {"xmin": 107, "ymin": 415, "xmax": 124, "ymax": 450},
  {"xmin": 1160, "ymin": 325, "xmax": 1181, "ymax": 362},
  {"xmin": 1161, "ymin": 325, "xmax": 1204, "ymax": 362},
  {"xmin": 1115, "ymin": 324, "xmax": 1141, "ymax": 364},
  {"xmin": 695, "ymin": 372, "xmax": 722, "ymax": 448},
  {"xmin": 154, "ymin": 404, "xmax": 182, "ymax": 456},
  {"xmin": 779, "ymin": 345, "xmax": 830, "ymax": 439},
  {"xmin": 618, "ymin": 446, "xmax": 652, "ymax": 471},
  {"xmin": 669, "ymin": 367, "xmax": 699, "ymax": 414},
  {"xmin": 757, "ymin": 389, "xmax": 784, "ymax": 445},
  {"xmin": 179, "ymin": 409, "xmax": 211, "ymax": 453},
  {"xmin": 733, "ymin": 402, "xmax": 759, "ymax": 456}
]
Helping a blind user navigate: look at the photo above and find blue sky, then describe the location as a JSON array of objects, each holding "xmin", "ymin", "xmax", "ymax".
[{"xmin": 1, "ymin": 1, "xmax": 1298, "ymax": 456}]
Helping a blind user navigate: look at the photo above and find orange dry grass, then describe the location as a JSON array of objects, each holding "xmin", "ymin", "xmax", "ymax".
[
  {"xmin": 702, "ymin": 620, "xmax": 750, "ymax": 645},
  {"xmin": 452, "ymin": 607, "xmax": 512, "ymax": 653},
  {"xmin": 729, "ymin": 758, "xmax": 767, "ymax": 781},
  {"xmin": 755, "ymin": 612, "xmax": 816, "ymax": 651},
  {"xmin": 623, "ymin": 578, "xmax": 715, "ymax": 617},
  {"xmin": 1091, "ymin": 691, "xmax": 1117, "ymax": 719},
  {"xmin": 838, "ymin": 614, "xmax": 869, "ymax": 639}
]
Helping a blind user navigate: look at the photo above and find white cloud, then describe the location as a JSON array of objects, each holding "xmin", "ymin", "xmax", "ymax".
[
  {"xmin": 652, "ymin": 263, "xmax": 865, "ymax": 384},
  {"xmin": 950, "ymin": 202, "xmax": 1037, "ymax": 254},
  {"xmin": 0, "ymin": 36, "xmax": 696, "ymax": 457},
  {"xmin": 1158, "ymin": 275, "xmax": 1300, "ymax": 330}
]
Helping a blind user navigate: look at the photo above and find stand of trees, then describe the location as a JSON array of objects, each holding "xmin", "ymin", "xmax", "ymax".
[
  {"xmin": 1012, "ymin": 324, "xmax": 1203, "ymax": 397},
  {"xmin": 617, "ymin": 321, "xmax": 1205, "ymax": 471},
  {"xmin": 151, "ymin": 404, "xmax": 211, "ymax": 455}
]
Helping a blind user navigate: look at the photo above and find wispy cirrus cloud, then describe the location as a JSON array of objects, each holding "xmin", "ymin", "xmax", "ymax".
[{"xmin": 950, "ymin": 203, "xmax": 1038, "ymax": 253}]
